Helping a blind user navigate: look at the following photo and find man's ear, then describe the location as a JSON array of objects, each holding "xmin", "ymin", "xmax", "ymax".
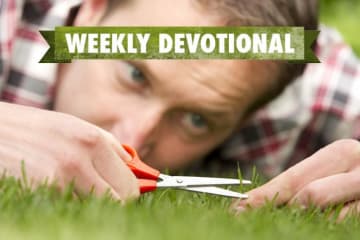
[{"xmin": 74, "ymin": 0, "xmax": 109, "ymax": 26}]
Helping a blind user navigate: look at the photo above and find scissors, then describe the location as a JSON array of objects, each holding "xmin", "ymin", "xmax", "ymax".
[{"xmin": 122, "ymin": 145, "xmax": 251, "ymax": 199}]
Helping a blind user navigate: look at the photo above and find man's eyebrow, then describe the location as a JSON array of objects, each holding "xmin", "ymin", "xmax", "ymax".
[
  {"xmin": 186, "ymin": 106, "xmax": 238, "ymax": 126},
  {"xmin": 126, "ymin": 60, "xmax": 159, "ymax": 83}
]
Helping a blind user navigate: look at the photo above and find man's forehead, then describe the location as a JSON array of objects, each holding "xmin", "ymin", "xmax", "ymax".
[
  {"xmin": 147, "ymin": 60, "xmax": 258, "ymax": 92},
  {"xmin": 140, "ymin": 59, "xmax": 265, "ymax": 113},
  {"xmin": 105, "ymin": 0, "xmax": 222, "ymax": 27}
]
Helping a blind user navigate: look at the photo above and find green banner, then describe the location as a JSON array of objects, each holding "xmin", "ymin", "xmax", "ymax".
[{"xmin": 39, "ymin": 27, "xmax": 319, "ymax": 63}]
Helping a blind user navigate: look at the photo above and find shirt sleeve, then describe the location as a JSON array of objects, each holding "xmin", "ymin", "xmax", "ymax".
[
  {"xmin": 218, "ymin": 26, "xmax": 360, "ymax": 178},
  {"xmin": 0, "ymin": 0, "xmax": 81, "ymax": 108},
  {"xmin": 0, "ymin": 0, "xmax": 23, "ymax": 93}
]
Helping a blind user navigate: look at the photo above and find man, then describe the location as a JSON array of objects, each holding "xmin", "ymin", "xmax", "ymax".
[{"xmin": 0, "ymin": 0, "xmax": 359, "ymax": 217}]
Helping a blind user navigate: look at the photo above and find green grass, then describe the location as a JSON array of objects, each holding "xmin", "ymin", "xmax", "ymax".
[
  {"xmin": 0, "ymin": 176, "xmax": 360, "ymax": 240},
  {"xmin": 320, "ymin": 0, "xmax": 360, "ymax": 56}
]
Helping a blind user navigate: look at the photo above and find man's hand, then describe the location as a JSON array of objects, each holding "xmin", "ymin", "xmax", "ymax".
[
  {"xmin": 0, "ymin": 102, "xmax": 139, "ymax": 202},
  {"xmin": 231, "ymin": 139, "xmax": 360, "ymax": 220}
]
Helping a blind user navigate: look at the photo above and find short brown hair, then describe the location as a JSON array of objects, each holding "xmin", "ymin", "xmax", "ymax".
[{"xmin": 195, "ymin": 0, "xmax": 319, "ymax": 114}]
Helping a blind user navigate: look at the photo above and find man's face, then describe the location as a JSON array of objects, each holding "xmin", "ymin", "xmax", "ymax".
[{"xmin": 54, "ymin": 0, "xmax": 275, "ymax": 170}]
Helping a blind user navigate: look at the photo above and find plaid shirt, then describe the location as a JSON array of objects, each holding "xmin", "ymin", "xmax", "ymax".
[{"xmin": 1, "ymin": 0, "xmax": 359, "ymax": 178}]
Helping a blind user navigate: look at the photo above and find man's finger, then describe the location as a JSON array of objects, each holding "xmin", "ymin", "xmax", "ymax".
[
  {"xmin": 289, "ymin": 170, "xmax": 360, "ymax": 208},
  {"xmin": 69, "ymin": 163, "xmax": 122, "ymax": 201},
  {"xmin": 96, "ymin": 127, "xmax": 132, "ymax": 162},
  {"xmin": 230, "ymin": 178, "xmax": 290, "ymax": 211},
  {"xmin": 91, "ymin": 136, "xmax": 140, "ymax": 201},
  {"xmin": 337, "ymin": 200, "xmax": 360, "ymax": 222},
  {"xmin": 231, "ymin": 139, "xmax": 360, "ymax": 210}
]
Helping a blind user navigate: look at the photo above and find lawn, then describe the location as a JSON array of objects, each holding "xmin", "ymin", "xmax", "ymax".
[{"xmin": 0, "ymin": 174, "xmax": 360, "ymax": 240}]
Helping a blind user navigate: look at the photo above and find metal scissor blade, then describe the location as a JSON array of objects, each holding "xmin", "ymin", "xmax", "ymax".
[
  {"xmin": 158, "ymin": 174, "xmax": 251, "ymax": 188},
  {"xmin": 180, "ymin": 186, "xmax": 248, "ymax": 199}
]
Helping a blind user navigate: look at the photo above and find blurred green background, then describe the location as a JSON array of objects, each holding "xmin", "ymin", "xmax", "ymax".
[{"xmin": 320, "ymin": 0, "xmax": 360, "ymax": 56}]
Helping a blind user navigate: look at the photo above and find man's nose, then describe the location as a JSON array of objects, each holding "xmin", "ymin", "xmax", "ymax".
[{"xmin": 109, "ymin": 106, "xmax": 164, "ymax": 158}]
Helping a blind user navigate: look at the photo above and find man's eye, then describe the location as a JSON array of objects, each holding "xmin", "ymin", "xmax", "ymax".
[
  {"xmin": 119, "ymin": 62, "xmax": 147, "ymax": 88},
  {"xmin": 181, "ymin": 113, "xmax": 210, "ymax": 136},
  {"xmin": 129, "ymin": 65, "xmax": 146, "ymax": 84}
]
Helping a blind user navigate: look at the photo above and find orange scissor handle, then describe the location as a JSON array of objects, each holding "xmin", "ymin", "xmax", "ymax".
[
  {"xmin": 122, "ymin": 144, "xmax": 160, "ymax": 180},
  {"xmin": 138, "ymin": 179, "xmax": 158, "ymax": 193}
]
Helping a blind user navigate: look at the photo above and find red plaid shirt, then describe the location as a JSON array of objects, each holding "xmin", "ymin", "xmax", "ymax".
[{"xmin": 1, "ymin": 0, "xmax": 359, "ymax": 178}]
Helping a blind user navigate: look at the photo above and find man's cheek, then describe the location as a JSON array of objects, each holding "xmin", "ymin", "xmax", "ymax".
[{"xmin": 152, "ymin": 140, "xmax": 213, "ymax": 170}]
